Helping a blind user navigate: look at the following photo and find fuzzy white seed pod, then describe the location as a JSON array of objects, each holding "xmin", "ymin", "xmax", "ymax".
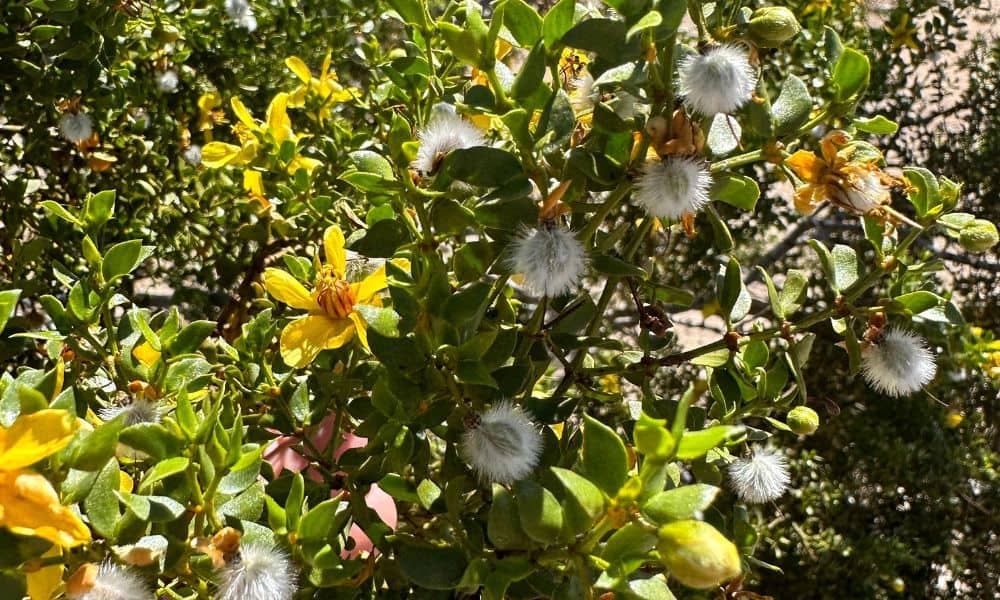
[
  {"xmin": 216, "ymin": 541, "xmax": 297, "ymax": 600},
  {"xmin": 183, "ymin": 144, "xmax": 203, "ymax": 166},
  {"xmin": 98, "ymin": 398, "xmax": 163, "ymax": 426},
  {"xmin": 634, "ymin": 156, "xmax": 712, "ymax": 220},
  {"xmin": 461, "ymin": 402, "xmax": 543, "ymax": 484},
  {"xmin": 411, "ymin": 108, "xmax": 486, "ymax": 175},
  {"xmin": 68, "ymin": 561, "xmax": 153, "ymax": 600},
  {"xmin": 224, "ymin": 0, "xmax": 257, "ymax": 31},
  {"xmin": 837, "ymin": 168, "xmax": 888, "ymax": 214},
  {"xmin": 59, "ymin": 113, "xmax": 93, "ymax": 143},
  {"xmin": 508, "ymin": 225, "xmax": 588, "ymax": 298},
  {"xmin": 861, "ymin": 327, "xmax": 937, "ymax": 397},
  {"xmin": 156, "ymin": 70, "xmax": 179, "ymax": 93},
  {"xmin": 727, "ymin": 445, "xmax": 791, "ymax": 504},
  {"xmin": 678, "ymin": 44, "xmax": 757, "ymax": 116}
]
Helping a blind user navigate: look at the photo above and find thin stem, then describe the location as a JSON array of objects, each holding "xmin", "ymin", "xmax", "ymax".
[{"xmin": 710, "ymin": 148, "xmax": 765, "ymax": 173}]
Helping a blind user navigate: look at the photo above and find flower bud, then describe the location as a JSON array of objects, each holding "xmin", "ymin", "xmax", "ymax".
[
  {"xmin": 958, "ymin": 219, "xmax": 998, "ymax": 254},
  {"xmin": 747, "ymin": 7, "xmax": 801, "ymax": 47},
  {"xmin": 657, "ymin": 520, "xmax": 741, "ymax": 589},
  {"xmin": 786, "ymin": 406, "xmax": 819, "ymax": 435}
]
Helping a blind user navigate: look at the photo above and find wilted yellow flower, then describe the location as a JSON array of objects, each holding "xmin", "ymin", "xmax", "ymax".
[
  {"xmin": 285, "ymin": 51, "xmax": 360, "ymax": 121},
  {"xmin": 264, "ymin": 226, "xmax": 402, "ymax": 368},
  {"xmin": 197, "ymin": 91, "xmax": 227, "ymax": 140},
  {"xmin": 0, "ymin": 410, "xmax": 90, "ymax": 548},
  {"xmin": 785, "ymin": 130, "xmax": 896, "ymax": 216}
]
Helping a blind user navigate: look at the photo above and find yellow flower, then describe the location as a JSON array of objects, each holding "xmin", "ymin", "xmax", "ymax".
[
  {"xmin": 785, "ymin": 130, "xmax": 895, "ymax": 215},
  {"xmin": 0, "ymin": 410, "xmax": 90, "ymax": 548},
  {"xmin": 264, "ymin": 226, "xmax": 395, "ymax": 368},
  {"xmin": 201, "ymin": 93, "xmax": 321, "ymax": 176},
  {"xmin": 196, "ymin": 91, "xmax": 226, "ymax": 141},
  {"xmin": 285, "ymin": 51, "xmax": 360, "ymax": 121}
]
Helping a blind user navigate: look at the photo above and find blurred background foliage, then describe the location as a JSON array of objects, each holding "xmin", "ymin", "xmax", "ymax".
[{"xmin": 1, "ymin": 0, "xmax": 997, "ymax": 597}]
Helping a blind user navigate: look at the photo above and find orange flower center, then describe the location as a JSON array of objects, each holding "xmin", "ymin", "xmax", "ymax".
[{"xmin": 315, "ymin": 267, "xmax": 355, "ymax": 319}]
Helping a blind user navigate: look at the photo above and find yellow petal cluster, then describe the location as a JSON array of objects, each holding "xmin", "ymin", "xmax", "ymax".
[
  {"xmin": 285, "ymin": 51, "xmax": 360, "ymax": 121},
  {"xmin": 0, "ymin": 410, "xmax": 90, "ymax": 548}
]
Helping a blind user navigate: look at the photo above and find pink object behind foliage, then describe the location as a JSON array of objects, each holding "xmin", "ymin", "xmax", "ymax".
[{"xmin": 263, "ymin": 413, "xmax": 398, "ymax": 558}]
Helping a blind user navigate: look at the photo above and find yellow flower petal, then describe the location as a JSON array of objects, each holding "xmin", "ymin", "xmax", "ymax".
[
  {"xmin": 785, "ymin": 150, "xmax": 827, "ymax": 183},
  {"xmin": 0, "ymin": 470, "xmax": 91, "ymax": 547},
  {"xmin": 354, "ymin": 265, "xmax": 388, "ymax": 304},
  {"xmin": 263, "ymin": 268, "xmax": 320, "ymax": 312},
  {"xmin": 348, "ymin": 310, "xmax": 369, "ymax": 351},
  {"xmin": 320, "ymin": 51, "xmax": 333, "ymax": 80},
  {"xmin": 132, "ymin": 342, "xmax": 161, "ymax": 368},
  {"xmin": 266, "ymin": 93, "xmax": 292, "ymax": 143},
  {"xmin": 198, "ymin": 91, "xmax": 222, "ymax": 113},
  {"xmin": 230, "ymin": 97, "xmax": 257, "ymax": 131},
  {"xmin": 288, "ymin": 156, "xmax": 322, "ymax": 176},
  {"xmin": 201, "ymin": 142, "xmax": 243, "ymax": 168},
  {"xmin": 0, "ymin": 410, "xmax": 78, "ymax": 470},
  {"xmin": 285, "ymin": 56, "xmax": 313, "ymax": 83},
  {"xmin": 243, "ymin": 170, "xmax": 264, "ymax": 196},
  {"xmin": 323, "ymin": 226, "xmax": 347, "ymax": 277},
  {"xmin": 26, "ymin": 547, "xmax": 63, "ymax": 600},
  {"xmin": 279, "ymin": 315, "xmax": 355, "ymax": 368}
]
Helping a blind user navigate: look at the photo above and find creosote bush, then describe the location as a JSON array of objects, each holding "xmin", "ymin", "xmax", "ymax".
[{"xmin": 0, "ymin": 0, "xmax": 997, "ymax": 598}]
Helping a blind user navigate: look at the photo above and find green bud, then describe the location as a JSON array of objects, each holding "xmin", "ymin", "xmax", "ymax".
[
  {"xmin": 958, "ymin": 219, "xmax": 999, "ymax": 254},
  {"xmin": 747, "ymin": 7, "xmax": 801, "ymax": 47},
  {"xmin": 657, "ymin": 520, "xmax": 741, "ymax": 589},
  {"xmin": 786, "ymin": 406, "xmax": 820, "ymax": 435}
]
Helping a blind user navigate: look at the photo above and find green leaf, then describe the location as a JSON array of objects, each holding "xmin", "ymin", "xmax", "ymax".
[
  {"xmin": 626, "ymin": 11, "xmax": 662, "ymax": 40},
  {"xmin": 778, "ymin": 269, "xmax": 808, "ymax": 317},
  {"xmin": 386, "ymin": 0, "xmax": 428, "ymax": 29},
  {"xmin": 642, "ymin": 484, "xmax": 720, "ymax": 524},
  {"xmin": 633, "ymin": 413, "xmax": 674, "ymax": 461},
  {"xmin": 582, "ymin": 414, "xmax": 628, "ymax": 496},
  {"xmin": 592, "ymin": 253, "xmax": 646, "ymax": 278},
  {"xmin": 38, "ymin": 201, "xmax": 81, "ymax": 226},
  {"xmin": 298, "ymin": 497, "xmax": 343, "ymax": 542},
  {"xmin": 514, "ymin": 480, "xmax": 564, "ymax": 545},
  {"xmin": 504, "ymin": 0, "xmax": 542, "ymax": 46},
  {"xmin": 893, "ymin": 291, "xmax": 941, "ymax": 315},
  {"xmin": 395, "ymin": 539, "xmax": 468, "ymax": 590},
  {"xmin": 443, "ymin": 147, "xmax": 523, "ymax": 187},
  {"xmin": 101, "ymin": 240, "xmax": 145, "ymax": 283},
  {"xmin": 139, "ymin": 457, "xmax": 190, "ymax": 494},
  {"xmin": 84, "ymin": 190, "xmax": 115, "ymax": 228},
  {"xmin": 64, "ymin": 416, "xmax": 125, "ymax": 471},
  {"xmin": 772, "ymin": 75, "xmax": 812, "ymax": 135},
  {"xmin": 718, "ymin": 257, "xmax": 750, "ymax": 322},
  {"xmin": 0, "ymin": 289, "xmax": 21, "ymax": 334},
  {"xmin": 831, "ymin": 244, "xmax": 859, "ymax": 290},
  {"xmin": 166, "ymin": 320, "xmax": 215, "ymax": 355},
  {"xmin": 442, "ymin": 281, "xmax": 491, "ymax": 325},
  {"xmin": 807, "ymin": 239, "xmax": 836, "ymax": 290},
  {"xmin": 707, "ymin": 114, "xmax": 741, "ymax": 156},
  {"xmin": 642, "ymin": 282, "xmax": 693, "ymax": 307},
  {"xmin": 511, "ymin": 41, "xmax": 547, "ymax": 100},
  {"xmin": 438, "ymin": 21, "xmax": 483, "ymax": 67},
  {"xmin": 832, "ymin": 47, "xmax": 870, "ymax": 102},
  {"xmin": 118, "ymin": 423, "xmax": 184, "ymax": 461},
  {"xmin": 561, "ymin": 19, "xmax": 639, "ymax": 64},
  {"xmin": 349, "ymin": 150, "xmax": 396, "ymax": 180},
  {"xmin": 903, "ymin": 167, "xmax": 940, "ymax": 218},
  {"xmin": 488, "ymin": 484, "xmax": 531, "ymax": 550},
  {"xmin": 675, "ymin": 425, "xmax": 742, "ymax": 460},
  {"xmin": 601, "ymin": 521, "xmax": 657, "ymax": 563},
  {"xmin": 853, "ymin": 115, "xmax": 899, "ymax": 134},
  {"xmin": 550, "ymin": 467, "xmax": 605, "ymax": 532},
  {"xmin": 354, "ymin": 305, "xmax": 401, "ymax": 337},
  {"xmin": 710, "ymin": 174, "xmax": 760, "ymax": 211},
  {"xmin": 351, "ymin": 218, "xmax": 410, "ymax": 258},
  {"xmin": 218, "ymin": 447, "xmax": 263, "ymax": 494},
  {"xmin": 691, "ymin": 348, "xmax": 731, "ymax": 368},
  {"xmin": 84, "ymin": 458, "xmax": 121, "ymax": 539},
  {"xmin": 542, "ymin": 0, "xmax": 576, "ymax": 49}
]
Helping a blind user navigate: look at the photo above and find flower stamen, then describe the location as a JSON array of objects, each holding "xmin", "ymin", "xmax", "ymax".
[{"xmin": 315, "ymin": 267, "xmax": 355, "ymax": 319}]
